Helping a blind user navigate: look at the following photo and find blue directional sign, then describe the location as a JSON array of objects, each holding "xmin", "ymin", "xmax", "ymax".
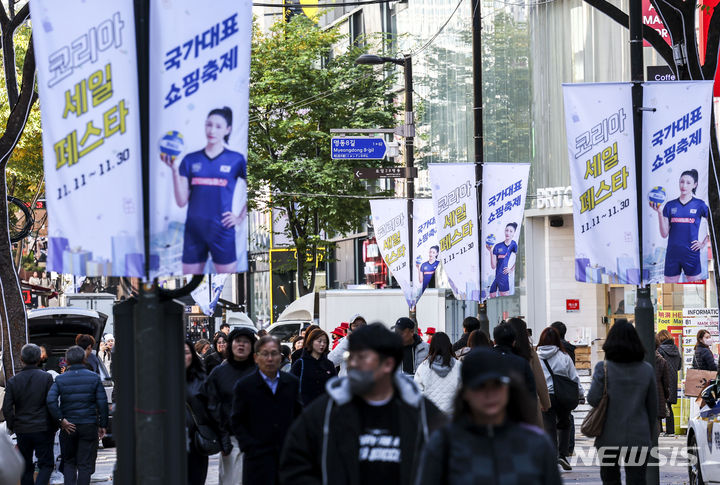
[{"xmin": 331, "ymin": 137, "xmax": 387, "ymax": 160}]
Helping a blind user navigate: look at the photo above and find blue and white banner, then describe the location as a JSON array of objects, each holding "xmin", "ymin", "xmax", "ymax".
[
  {"xmin": 413, "ymin": 198, "xmax": 440, "ymax": 302},
  {"xmin": 641, "ymin": 81, "xmax": 713, "ymax": 284},
  {"xmin": 563, "ymin": 83, "xmax": 641, "ymax": 285},
  {"xmin": 191, "ymin": 274, "xmax": 228, "ymax": 316},
  {"xmin": 480, "ymin": 163, "xmax": 530, "ymax": 301},
  {"xmin": 149, "ymin": 0, "xmax": 251, "ymax": 277},
  {"xmin": 370, "ymin": 199, "xmax": 414, "ymax": 306},
  {"xmin": 31, "ymin": 0, "xmax": 144, "ymax": 276},
  {"xmin": 429, "ymin": 163, "xmax": 480, "ymax": 301}
]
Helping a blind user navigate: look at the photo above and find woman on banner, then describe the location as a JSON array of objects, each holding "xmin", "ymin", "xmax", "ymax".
[
  {"xmin": 651, "ymin": 169, "xmax": 710, "ymax": 283},
  {"xmin": 486, "ymin": 222, "xmax": 518, "ymax": 297},
  {"xmin": 161, "ymin": 107, "xmax": 247, "ymax": 274},
  {"xmin": 416, "ymin": 245, "xmax": 440, "ymax": 293}
]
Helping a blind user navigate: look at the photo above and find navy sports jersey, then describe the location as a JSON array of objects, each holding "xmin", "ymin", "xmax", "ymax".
[
  {"xmin": 419, "ymin": 260, "xmax": 439, "ymax": 290},
  {"xmin": 663, "ymin": 197, "xmax": 709, "ymax": 277},
  {"xmin": 178, "ymin": 148, "xmax": 247, "ymax": 265},
  {"xmin": 490, "ymin": 240, "xmax": 518, "ymax": 294}
]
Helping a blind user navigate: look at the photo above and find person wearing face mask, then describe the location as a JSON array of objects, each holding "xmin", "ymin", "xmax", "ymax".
[
  {"xmin": 290, "ymin": 328, "xmax": 337, "ymax": 406},
  {"xmin": 415, "ymin": 348, "xmax": 561, "ymax": 485},
  {"xmin": 231, "ymin": 336, "xmax": 301, "ymax": 485},
  {"xmin": 692, "ymin": 329, "xmax": 716, "ymax": 371},
  {"xmin": 204, "ymin": 327, "xmax": 257, "ymax": 485},
  {"xmin": 280, "ymin": 323, "xmax": 447, "ymax": 485}
]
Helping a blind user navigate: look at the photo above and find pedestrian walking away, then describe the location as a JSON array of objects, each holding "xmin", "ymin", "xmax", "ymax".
[
  {"xmin": 452, "ymin": 316, "xmax": 480, "ymax": 353},
  {"xmin": 536, "ymin": 326, "xmax": 584, "ymax": 471},
  {"xmin": 656, "ymin": 329, "xmax": 681, "ymax": 435},
  {"xmin": 204, "ymin": 327, "xmax": 258, "ymax": 485},
  {"xmin": 692, "ymin": 329, "xmax": 716, "ymax": 371},
  {"xmin": 587, "ymin": 319, "xmax": 657, "ymax": 485},
  {"xmin": 185, "ymin": 340, "xmax": 219, "ymax": 485},
  {"xmin": 328, "ymin": 314, "xmax": 367, "ymax": 376},
  {"xmin": 415, "ymin": 348, "xmax": 562, "ymax": 485},
  {"xmin": 550, "ymin": 321, "xmax": 577, "ymax": 454},
  {"xmin": 413, "ymin": 332, "xmax": 461, "ymax": 416},
  {"xmin": 2, "ymin": 343, "xmax": 56, "ymax": 485},
  {"xmin": 280, "ymin": 323, "xmax": 447, "ymax": 485},
  {"xmin": 393, "ymin": 317, "xmax": 429, "ymax": 376},
  {"xmin": 654, "ymin": 346, "xmax": 670, "ymax": 435},
  {"xmin": 290, "ymin": 328, "xmax": 337, "ymax": 406},
  {"xmin": 491, "ymin": 322, "xmax": 537, "ymax": 399},
  {"xmin": 46, "ymin": 346, "xmax": 108, "ymax": 485},
  {"xmin": 507, "ymin": 317, "xmax": 551, "ymax": 429},
  {"xmin": 231, "ymin": 336, "xmax": 302, "ymax": 485}
]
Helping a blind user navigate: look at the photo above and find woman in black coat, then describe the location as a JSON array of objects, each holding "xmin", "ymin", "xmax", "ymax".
[
  {"xmin": 692, "ymin": 329, "xmax": 716, "ymax": 371},
  {"xmin": 185, "ymin": 341, "xmax": 216, "ymax": 485},
  {"xmin": 656, "ymin": 330, "xmax": 681, "ymax": 435},
  {"xmin": 290, "ymin": 328, "xmax": 336, "ymax": 406},
  {"xmin": 203, "ymin": 332, "xmax": 227, "ymax": 375}
]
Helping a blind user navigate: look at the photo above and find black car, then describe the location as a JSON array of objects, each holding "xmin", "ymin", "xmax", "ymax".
[{"xmin": 28, "ymin": 307, "xmax": 115, "ymax": 447}]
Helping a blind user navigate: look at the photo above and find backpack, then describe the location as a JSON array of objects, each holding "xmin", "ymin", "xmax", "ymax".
[{"xmin": 543, "ymin": 358, "xmax": 580, "ymax": 415}]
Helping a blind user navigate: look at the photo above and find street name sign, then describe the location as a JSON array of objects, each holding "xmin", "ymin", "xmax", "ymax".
[
  {"xmin": 331, "ymin": 137, "xmax": 387, "ymax": 160},
  {"xmin": 354, "ymin": 167, "xmax": 417, "ymax": 179}
]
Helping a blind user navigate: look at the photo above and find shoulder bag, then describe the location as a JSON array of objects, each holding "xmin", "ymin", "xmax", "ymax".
[
  {"xmin": 581, "ymin": 360, "xmax": 608, "ymax": 437},
  {"xmin": 543, "ymin": 358, "xmax": 580, "ymax": 415},
  {"xmin": 185, "ymin": 401, "xmax": 222, "ymax": 456}
]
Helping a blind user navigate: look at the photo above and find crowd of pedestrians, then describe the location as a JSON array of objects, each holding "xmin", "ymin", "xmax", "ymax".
[{"xmin": 4, "ymin": 312, "xmax": 684, "ymax": 485}]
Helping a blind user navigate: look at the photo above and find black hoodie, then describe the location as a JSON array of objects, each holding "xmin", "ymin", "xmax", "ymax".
[
  {"xmin": 204, "ymin": 327, "xmax": 257, "ymax": 452},
  {"xmin": 658, "ymin": 339, "xmax": 681, "ymax": 404}
]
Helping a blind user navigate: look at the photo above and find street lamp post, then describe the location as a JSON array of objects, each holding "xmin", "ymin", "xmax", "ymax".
[{"xmin": 356, "ymin": 54, "xmax": 415, "ymax": 318}]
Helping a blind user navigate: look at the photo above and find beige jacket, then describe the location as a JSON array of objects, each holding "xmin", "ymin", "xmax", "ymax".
[{"xmin": 529, "ymin": 348, "xmax": 551, "ymax": 425}]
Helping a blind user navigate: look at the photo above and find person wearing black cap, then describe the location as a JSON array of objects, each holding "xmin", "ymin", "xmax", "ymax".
[
  {"xmin": 393, "ymin": 317, "xmax": 429, "ymax": 376},
  {"xmin": 415, "ymin": 348, "xmax": 562, "ymax": 485},
  {"xmin": 205, "ymin": 327, "xmax": 258, "ymax": 485},
  {"xmin": 280, "ymin": 323, "xmax": 446, "ymax": 485}
]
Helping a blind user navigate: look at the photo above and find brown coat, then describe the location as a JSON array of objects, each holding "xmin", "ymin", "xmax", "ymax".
[{"xmin": 529, "ymin": 348, "xmax": 551, "ymax": 426}]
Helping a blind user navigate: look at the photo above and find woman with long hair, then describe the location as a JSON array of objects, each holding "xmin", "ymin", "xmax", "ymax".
[
  {"xmin": 536, "ymin": 326, "xmax": 583, "ymax": 471},
  {"xmin": 184, "ymin": 340, "xmax": 216, "ymax": 485},
  {"xmin": 457, "ymin": 329, "xmax": 492, "ymax": 360},
  {"xmin": 161, "ymin": 107, "xmax": 247, "ymax": 274},
  {"xmin": 587, "ymin": 319, "xmax": 657, "ymax": 484},
  {"xmin": 507, "ymin": 317, "xmax": 551, "ymax": 430},
  {"xmin": 692, "ymin": 329, "xmax": 716, "ymax": 371},
  {"xmin": 290, "ymin": 336, "xmax": 304, "ymax": 364},
  {"xmin": 656, "ymin": 329, "xmax": 681, "ymax": 435},
  {"xmin": 414, "ymin": 332, "xmax": 462, "ymax": 415},
  {"xmin": 651, "ymin": 168, "xmax": 710, "ymax": 283},
  {"xmin": 290, "ymin": 328, "xmax": 336, "ymax": 406},
  {"xmin": 204, "ymin": 332, "xmax": 227, "ymax": 375},
  {"xmin": 416, "ymin": 348, "xmax": 561, "ymax": 484}
]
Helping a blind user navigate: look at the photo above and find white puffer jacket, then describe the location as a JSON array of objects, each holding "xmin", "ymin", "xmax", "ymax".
[{"xmin": 414, "ymin": 357, "xmax": 461, "ymax": 415}]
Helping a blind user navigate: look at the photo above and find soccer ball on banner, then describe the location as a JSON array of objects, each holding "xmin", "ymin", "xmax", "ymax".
[
  {"xmin": 485, "ymin": 234, "xmax": 496, "ymax": 247},
  {"xmin": 648, "ymin": 186, "xmax": 666, "ymax": 209},
  {"xmin": 159, "ymin": 130, "xmax": 184, "ymax": 159}
]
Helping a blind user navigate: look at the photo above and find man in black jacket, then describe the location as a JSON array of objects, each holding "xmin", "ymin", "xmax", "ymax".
[
  {"xmin": 205, "ymin": 327, "xmax": 257, "ymax": 485},
  {"xmin": 452, "ymin": 316, "xmax": 480, "ymax": 352},
  {"xmin": 492, "ymin": 322, "xmax": 537, "ymax": 397},
  {"xmin": 231, "ymin": 336, "xmax": 301, "ymax": 485},
  {"xmin": 280, "ymin": 323, "xmax": 447, "ymax": 485},
  {"xmin": 75, "ymin": 334, "xmax": 101, "ymax": 375},
  {"xmin": 2, "ymin": 343, "xmax": 55, "ymax": 485}
]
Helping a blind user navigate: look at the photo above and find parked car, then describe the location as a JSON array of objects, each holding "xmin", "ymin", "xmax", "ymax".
[
  {"xmin": 688, "ymin": 382, "xmax": 720, "ymax": 484},
  {"xmin": 27, "ymin": 307, "xmax": 115, "ymax": 448}
]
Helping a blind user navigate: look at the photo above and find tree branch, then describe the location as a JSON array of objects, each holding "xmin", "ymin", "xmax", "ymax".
[
  {"xmin": 1, "ymin": 3, "xmax": 30, "ymax": 110},
  {"xmin": 582, "ymin": 0, "xmax": 675, "ymax": 69}
]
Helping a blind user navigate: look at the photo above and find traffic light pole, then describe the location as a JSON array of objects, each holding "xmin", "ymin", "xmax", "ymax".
[{"xmin": 629, "ymin": 0, "xmax": 658, "ymax": 482}]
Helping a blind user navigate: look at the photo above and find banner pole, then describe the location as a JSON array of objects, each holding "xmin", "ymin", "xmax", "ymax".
[
  {"xmin": 630, "ymin": 0, "xmax": 658, "ymax": 482},
  {"xmin": 471, "ymin": 0, "xmax": 489, "ymax": 333},
  {"xmin": 404, "ymin": 55, "xmax": 416, "ymax": 320}
]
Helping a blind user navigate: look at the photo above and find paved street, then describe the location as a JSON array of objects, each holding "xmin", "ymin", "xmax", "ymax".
[{"xmin": 81, "ymin": 434, "xmax": 689, "ymax": 484}]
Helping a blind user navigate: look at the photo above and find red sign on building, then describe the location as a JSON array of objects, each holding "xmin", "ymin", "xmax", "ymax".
[
  {"xmin": 642, "ymin": 0, "xmax": 671, "ymax": 47},
  {"xmin": 566, "ymin": 299, "xmax": 580, "ymax": 312}
]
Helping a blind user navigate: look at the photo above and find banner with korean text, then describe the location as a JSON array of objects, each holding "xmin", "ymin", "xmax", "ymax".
[
  {"xmin": 641, "ymin": 81, "xmax": 713, "ymax": 284},
  {"xmin": 149, "ymin": 0, "xmax": 251, "ymax": 277},
  {"xmin": 563, "ymin": 83, "xmax": 640, "ymax": 285},
  {"xmin": 480, "ymin": 163, "xmax": 530, "ymax": 301},
  {"xmin": 370, "ymin": 199, "xmax": 414, "ymax": 306},
  {"xmin": 413, "ymin": 198, "xmax": 440, "ymax": 302},
  {"xmin": 31, "ymin": 0, "xmax": 144, "ymax": 276},
  {"xmin": 429, "ymin": 164, "xmax": 480, "ymax": 301}
]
